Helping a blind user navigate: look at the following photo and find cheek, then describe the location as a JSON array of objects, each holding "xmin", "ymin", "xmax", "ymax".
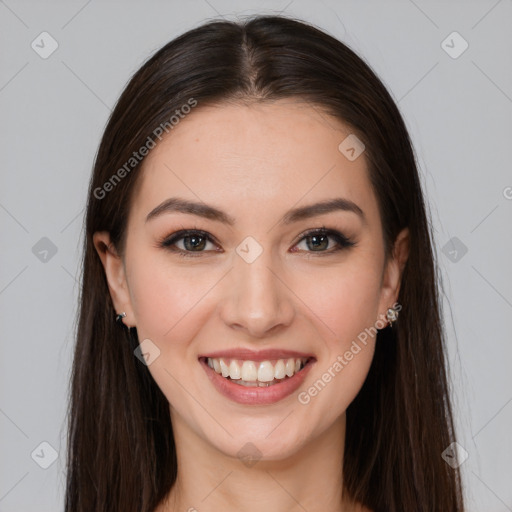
[
  {"xmin": 128, "ymin": 262, "xmax": 213, "ymax": 343},
  {"xmin": 291, "ymin": 257, "xmax": 382, "ymax": 411},
  {"xmin": 126, "ymin": 245, "xmax": 227, "ymax": 357},
  {"xmin": 126, "ymin": 254, "xmax": 222, "ymax": 410},
  {"xmin": 294, "ymin": 255, "xmax": 383, "ymax": 343}
]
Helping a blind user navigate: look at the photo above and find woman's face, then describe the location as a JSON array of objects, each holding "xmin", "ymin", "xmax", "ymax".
[{"xmin": 95, "ymin": 100, "xmax": 408, "ymax": 461}]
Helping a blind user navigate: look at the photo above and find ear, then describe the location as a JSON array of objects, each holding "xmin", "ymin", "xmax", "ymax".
[
  {"xmin": 93, "ymin": 231, "xmax": 136, "ymax": 327},
  {"xmin": 377, "ymin": 227, "xmax": 410, "ymax": 325}
]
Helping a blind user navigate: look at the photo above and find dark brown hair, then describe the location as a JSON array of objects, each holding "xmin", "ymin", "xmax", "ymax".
[{"xmin": 65, "ymin": 15, "xmax": 464, "ymax": 511}]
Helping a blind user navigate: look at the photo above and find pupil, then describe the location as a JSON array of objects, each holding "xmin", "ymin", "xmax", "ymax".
[
  {"xmin": 309, "ymin": 234, "xmax": 328, "ymax": 251},
  {"xmin": 185, "ymin": 235, "xmax": 205, "ymax": 251}
]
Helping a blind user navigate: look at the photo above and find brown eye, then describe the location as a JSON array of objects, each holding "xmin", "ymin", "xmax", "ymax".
[
  {"xmin": 160, "ymin": 230, "xmax": 218, "ymax": 256},
  {"xmin": 304, "ymin": 233, "xmax": 330, "ymax": 251},
  {"xmin": 293, "ymin": 228, "xmax": 355, "ymax": 254},
  {"xmin": 180, "ymin": 233, "xmax": 208, "ymax": 251}
]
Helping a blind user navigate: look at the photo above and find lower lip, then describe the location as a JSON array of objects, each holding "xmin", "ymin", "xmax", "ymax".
[{"xmin": 199, "ymin": 357, "xmax": 315, "ymax": 405}]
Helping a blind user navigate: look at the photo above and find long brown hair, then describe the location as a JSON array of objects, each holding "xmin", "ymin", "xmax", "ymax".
[{"xmin": 65, "ymin": 15, "xmax": 465, "ymax": 511}]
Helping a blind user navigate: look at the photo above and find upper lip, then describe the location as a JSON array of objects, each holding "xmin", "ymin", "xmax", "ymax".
[{"xmin": 199, "ymin": 348, "xmax": 315, "ymax": 362}]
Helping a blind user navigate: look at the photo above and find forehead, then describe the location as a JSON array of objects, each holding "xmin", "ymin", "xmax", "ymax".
[{"xmin": 132, "ymin": 100, "xmax": 379, "ymax": 228}]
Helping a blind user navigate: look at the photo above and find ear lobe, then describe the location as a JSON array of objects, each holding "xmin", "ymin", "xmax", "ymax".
[{"xmin": 92, "ymin": 231, "xmax": 135, "ymax": 327}]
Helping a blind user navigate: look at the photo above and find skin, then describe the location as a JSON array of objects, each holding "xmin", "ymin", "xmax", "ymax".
[{"xmin": 94, "ymin": 99, "xmax": 409, "ymax": 512}]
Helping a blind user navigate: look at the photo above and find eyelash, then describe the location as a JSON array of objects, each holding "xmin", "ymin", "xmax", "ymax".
[{"xmin": 158, "ymin": 227, "xmax": 356, "ymax": 258}]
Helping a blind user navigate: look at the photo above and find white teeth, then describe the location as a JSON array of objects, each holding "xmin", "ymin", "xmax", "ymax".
[
  {"xmin": 285, "ymin": 358, "xmax": 295, "ymax": 377},
  {"xmin": 206, "ymin": 356, "xmax": 309, "ymax": 383},
  {"xmin": 274, "ymin": 360, "xmax": 285, "ymax": 379},
  {"xmin": 241, "ymin": 361, "xmax": 257, "ymax": 381},
  {"xmin": 219, "ymin": 359, "xmax": 230, "ymax": 378},
  {"xmin": 236, "ymin": 379, "xmax": 269, "ymax": 387},
  {"xmin": 229, "ymin": 359, "xmax": 241, "ymax": 379},
  {"xmin": 257, "ymin": 361, "xmax": 275, "ymax": 382}
]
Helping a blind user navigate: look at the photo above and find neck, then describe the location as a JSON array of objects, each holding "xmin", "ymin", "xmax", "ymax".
[{"xmin": 157, "ymin": 412, "xmax": 358, "ymax": 512}]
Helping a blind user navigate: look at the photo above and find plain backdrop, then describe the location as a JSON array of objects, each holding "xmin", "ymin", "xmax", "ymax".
[{"xmin": 1, "ymin": 1, "xmax": 511, "ymax": 510}]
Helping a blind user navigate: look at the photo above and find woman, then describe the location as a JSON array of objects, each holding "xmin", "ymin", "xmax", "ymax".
[{"xmin": 65, "ymin": 15, "xmax": 465, "ymax": 511}]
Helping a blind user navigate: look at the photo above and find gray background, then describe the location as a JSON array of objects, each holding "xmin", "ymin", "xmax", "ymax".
[{"xmin": 1, "ymin": 0, "xmax": 511, "ymax": 510}]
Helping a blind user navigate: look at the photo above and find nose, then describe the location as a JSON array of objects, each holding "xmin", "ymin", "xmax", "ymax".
[{"xmin": 219, "ymin": 248, "xmax": 295, "ymax": 339}]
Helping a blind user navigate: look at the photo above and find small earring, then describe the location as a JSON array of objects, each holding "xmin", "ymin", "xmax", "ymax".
[
  {"xmin": 386, "ymin": 304, "xmax": 400, "ymax": 327},
  {"xmin": 115, "ymin": 312, "xmax": 127, "ymax": 324}
]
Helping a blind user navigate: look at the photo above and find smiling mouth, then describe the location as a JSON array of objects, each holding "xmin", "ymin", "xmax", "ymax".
[{"xmin": 200, "ymin": 356, "xmax": 314, "ymax": 387}]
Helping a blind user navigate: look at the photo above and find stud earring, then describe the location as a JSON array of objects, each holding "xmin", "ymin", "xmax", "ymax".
[
  {"xmin": 115, "ymin": 312, "xmax": 127, "ymax": 324},
  {"xmin": 386, "ymin": 304, "xmax": 400, "ymax": 327}
]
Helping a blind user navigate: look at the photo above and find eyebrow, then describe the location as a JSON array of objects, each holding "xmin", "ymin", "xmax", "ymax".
[{"xmin": 145, "ymin": 197, "xmax": 366, "ymax": 225}]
